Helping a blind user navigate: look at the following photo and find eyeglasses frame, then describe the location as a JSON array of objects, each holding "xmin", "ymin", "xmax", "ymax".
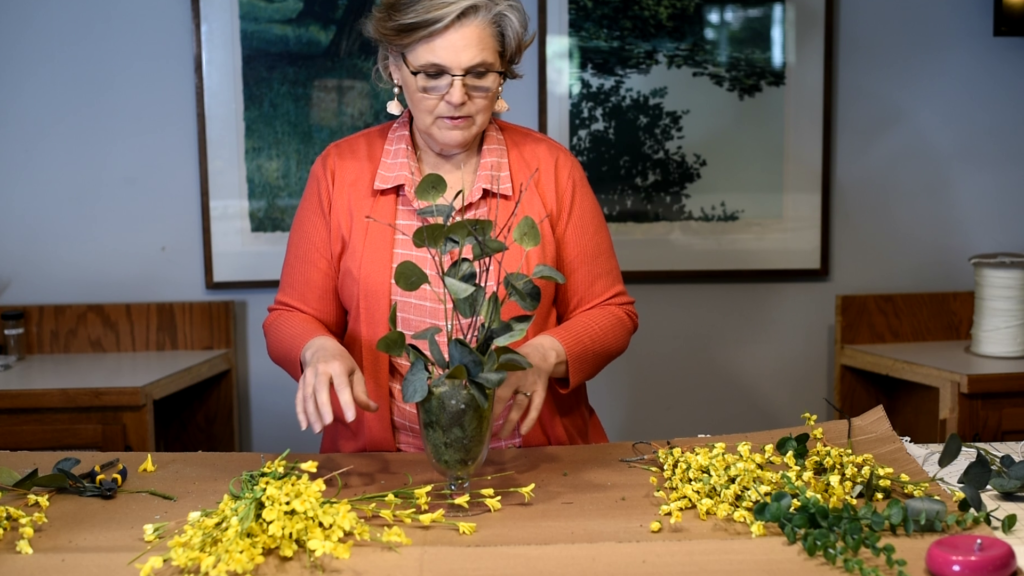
[{"xmin": 399, "ymin": 52, "xmax": 506, "ymax": 96}]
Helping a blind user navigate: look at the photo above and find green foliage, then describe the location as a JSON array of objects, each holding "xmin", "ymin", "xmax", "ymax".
[
  {"xmin": 934, "ymin": 433, "xmax": 1020, "ymax": 534},
  {"xmin": 375, "ymin": 174, "xmax": 563, "ymax": 404}
]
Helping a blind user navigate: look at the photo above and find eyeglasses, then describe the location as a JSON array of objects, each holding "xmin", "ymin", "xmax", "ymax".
[{"xmin": 400, "ymin": 53, "xmax": 505, "ymax": 96}]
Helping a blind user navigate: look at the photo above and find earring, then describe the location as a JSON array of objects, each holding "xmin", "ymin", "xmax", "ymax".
[
  {"xmin": 387, "ymin": 85, "xmax": 404, "ymax": 116},
  {"xmin": 493, "ymin": 86, "xmax": 509, "ymax": 113}
]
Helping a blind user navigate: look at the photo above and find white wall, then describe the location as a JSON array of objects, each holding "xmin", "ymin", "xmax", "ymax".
[{"xmin": 1, "ymin": 0, "xmax": 1022, "ymax": 451}]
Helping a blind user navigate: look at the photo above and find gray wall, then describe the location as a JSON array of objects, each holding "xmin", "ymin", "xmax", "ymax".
[{"xmin": 1, "ymin": 1, "xmax": 1021, "ymax": 451}]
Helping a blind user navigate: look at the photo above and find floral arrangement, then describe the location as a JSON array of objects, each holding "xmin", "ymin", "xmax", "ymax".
[
  {"xmin": 0, "ymin": 492, "xmax": 49, "ymax": 555},
  {"xmin": 373, "ymin": 173, "xmax": 563, "ymax": 407},
  {"xmin": 135, "ymin": 451, "xmax": 535, "ymax": 576},
  {"xmin": 637, "ymin": 413, "xmax": 1018, "ymax": 576}
]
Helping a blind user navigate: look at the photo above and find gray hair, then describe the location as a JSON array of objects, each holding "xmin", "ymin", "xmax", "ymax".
[{"xmin": 363, "ymin": 0, "xmax": 535, "ymax": 84}]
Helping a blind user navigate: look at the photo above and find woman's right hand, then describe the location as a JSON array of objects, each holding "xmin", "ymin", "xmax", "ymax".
[{"xmin": 297, "ymin": 336, "xmax": 379, "ymax": 433}]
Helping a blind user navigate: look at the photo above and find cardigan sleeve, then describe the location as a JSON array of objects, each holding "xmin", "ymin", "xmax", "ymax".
[
  {"xmin": 540, "ymin": 155, "xmax": 639, "ymax": 392},
  {"xmin": 263, "ymin": 153, "xmax": 348, "ymax": 382}
]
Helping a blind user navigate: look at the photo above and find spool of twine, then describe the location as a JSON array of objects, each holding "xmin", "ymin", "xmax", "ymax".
[{"xmin": 970, "ymin": 253, "xmax": 1024, "ymax": 358}]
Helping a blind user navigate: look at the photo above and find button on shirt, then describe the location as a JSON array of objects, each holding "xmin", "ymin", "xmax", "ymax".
[{"xmin": 373, "ymin": 112, "xmax": 522, "ymax": 452}]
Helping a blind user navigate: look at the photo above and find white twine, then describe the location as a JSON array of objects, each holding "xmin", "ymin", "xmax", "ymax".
[{"xmin": 971, "ymin": 264, "xmax": 1024, "ymax": 357}]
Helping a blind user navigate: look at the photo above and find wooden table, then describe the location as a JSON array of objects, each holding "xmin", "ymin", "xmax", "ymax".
[
  {"xmin": 0, "ymin": 407, "xmax": 986, "ymax": 575},
  {"xmin": 0, "ymin": 350, "xmax": 237, "ymax": 452},
  {"xmin": 839, "ymin": 340, "xmax": 1024, "ymax": 443}
]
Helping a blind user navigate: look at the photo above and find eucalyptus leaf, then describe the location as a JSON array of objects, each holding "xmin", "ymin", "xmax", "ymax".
[
  {"xmin": 395, "ymin": 260, "xmax": 429, "ymax": 291},
  {"xmin": 1008, "ymin": 461, "xmax": 1024, "ymax": 481},
  {"xmin": 766, "ymin": 502, "xmax": 783, "ymax": 522},
  {"xmin": 412, "ymin": 223, "xmax": 448, "ymax": 250},
  {"xmin": 443, "ymin": 276, "xmax": 477, "ymax": 299},
  {"xmin": 53, "ymin": 457, "xmax": 81, "ymax": 473},
  {"xmin": 905, "ymin": 497, "xmax": 946, "ymax": 531},
  {"xmin": 415, "ymin": 173, "xmax": 447, "ymax": 204},
  {"xmin": 445, "ymin": 365, "xmax": 469, "ymax": 381},
  {"xmin": 532, "ymin": 263, "xmax": 566, "ymax": 284},
  {"xmin": 416, "ymin": 204, "xmax": 455, "ymax": 223},
  {"xmin": 495, "ymin": 349, "xmax": 532, "ymax": 371},
  {"xmin": 453, "ymin": 285, "xmax": 485, "ymax": 319},
  {"xmin": 449, "ymin": 338, "xmax": 484, "ymax": 378},
  {"xmin": 1001, "ymin": 454, "xmax": 1017, "ymax": 469},
  {"xmin": 375, "ymin": 330, "xmax": 407, "ymax": 357},
  {"xmin": 388, "ymin": 302, "xmax": 398, "ymax": 331},
  {"xmin": 445, "ymin": 258, "xmax": 478, "ymax": 285},
  {"xmin": 989, "ymin": 476, "xmax": 1023, "ymax": 494},
  {"xmin": 427, "ymin": 333, "xmax": 447, "ymax": 369},
  {"xmin": 411, "ymin": 326, "xmax": 442, "ymax": 341},
  {"xmin": 12, "ymin": 469, "xmax": 39, "ymax": 491},
  {"xmin": 1003, "ymin": 514, "xmax": 1018, "ymax": 534},
  {"xmin": 504, "ymin": 272, "xmax": 541, "ymax": 312},
  {"xmin": 0, "ymin": 466, "xmax": 21, "ymax": 487},
  {"xmin": 937, "ymin": 433, "xmax": 962, "ymax": 468},
  {"xmin": 513, "ymin": 215, "xmax": 540, "ymax": 250},
  {"xmin": 401, "ymin": 358, "xmax": 429, "ymax": 403},
  {"xmin": 471, "ymin": 370, "xmax": 507, "ymax": 389},
  {"xmin": 472, "ymin": 237, "xmax": 507, "ymax": 260},
  {"xmin": 753, "ymin": 501, "xmax": 769, "ymax": 522},
  {"xmin": 405, "ymin": 343, "xmax": 431, "ymax": 367},
  {"xmin": 57, "ymin": 468, "xmax": 86, "ymax": 488},
  {"xmin": 447, "ymin": 219, "xmax": 494, "ymax": 243},
  {"xmin": 480, "ymin": 292, "xmax": 502, "ymax": 330},
  {"xmin": 493, "ymin": 314, "xmax": 534, "ymax": 346},
  {"xmin": 962, "ymin": 451, "xmax": 993, "ymax": 490},
  {"xmin": 32, "ymin": 473, "xmax": 69, "ymax": 489},
  {"xmin": 961, "ymin": 485, "xmax": 984, "ymax": 513}
]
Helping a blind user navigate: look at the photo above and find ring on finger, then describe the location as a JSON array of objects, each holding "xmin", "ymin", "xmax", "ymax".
[{"xmin": 516, "ymin": 390, "xmax": 532, "ymax": 398}]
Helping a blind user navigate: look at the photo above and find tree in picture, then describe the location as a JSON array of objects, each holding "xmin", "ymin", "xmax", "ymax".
[
  {"xmin": 568, "ymin": 0, "xmax": 787, "ymax": 223},
  {"xmin": 239, "ymin": 0, "xmax": 391, "ymax": 233}
]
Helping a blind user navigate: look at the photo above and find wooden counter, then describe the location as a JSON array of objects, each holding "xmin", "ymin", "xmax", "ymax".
[{"xmin": 0, "ymin": 407, "xmax": 988, "ymax": 575}]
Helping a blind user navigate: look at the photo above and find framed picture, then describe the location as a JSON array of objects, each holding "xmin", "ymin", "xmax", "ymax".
[
  {"xmin": 192, "ymin": 0, "xmax": 388, "ymax": 288},
  {"xmin": 540, "ymin": 0, "xmax": 832, "ymax": 280}
]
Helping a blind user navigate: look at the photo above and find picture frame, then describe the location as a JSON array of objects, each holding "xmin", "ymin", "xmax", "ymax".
[
  {"xmin": 539, "ymin": 0, "xmax": 833, "ymax": 280},
  {"xmin": 192, "ymin": 0, "xmax": 387, "ymax": 288}
]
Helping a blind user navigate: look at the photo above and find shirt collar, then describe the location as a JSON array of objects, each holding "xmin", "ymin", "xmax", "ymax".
[{"xmin": 373, "ymin": 111, "xmax": 514, "ymax": 202}]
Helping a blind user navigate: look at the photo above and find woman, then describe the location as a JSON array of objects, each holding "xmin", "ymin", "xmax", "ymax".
[{"xmin": 263, "ymin": 0, "xmax": 638, "ymax": 453}]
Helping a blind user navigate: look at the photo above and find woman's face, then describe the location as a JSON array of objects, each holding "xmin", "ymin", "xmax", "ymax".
[{"xmin": 389, "ymin": 20, "xmax": 502, "ymax": 158}]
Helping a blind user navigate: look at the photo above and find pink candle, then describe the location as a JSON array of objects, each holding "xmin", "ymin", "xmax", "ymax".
[{"xmin": 926, "ymin": 535, "xmax": 1016, "ymax": 576}]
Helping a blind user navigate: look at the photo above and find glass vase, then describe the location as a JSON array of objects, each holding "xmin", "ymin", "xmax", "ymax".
[{"xmin": 417, "ymin": 380, "xmax": 494, "ymax": 515}]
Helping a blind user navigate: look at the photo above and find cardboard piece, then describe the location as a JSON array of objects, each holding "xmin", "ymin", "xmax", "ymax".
[{"xmin": 0, "ymin": 406, "xmax": 992, "ymax": 574}]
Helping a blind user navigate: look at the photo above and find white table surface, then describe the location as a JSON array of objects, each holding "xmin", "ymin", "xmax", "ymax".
[
  {"xmin": 846, "ymin": 340, "xmax": 1024, "ymax": 375},
  {"xmin": 0, "ymin": 350, "xmax": 227, "ymax": 391}
]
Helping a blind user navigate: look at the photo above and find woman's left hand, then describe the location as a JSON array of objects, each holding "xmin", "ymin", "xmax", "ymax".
[{"xmin": 493, "ymin": 335, "xmax": 567, "ymax": 438}]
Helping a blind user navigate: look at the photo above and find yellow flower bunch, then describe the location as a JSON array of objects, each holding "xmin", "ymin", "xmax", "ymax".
[
  {"xmin": 0, "ymin": 492, "xmax": 49, "ymax": 555},
  {"xmin": 646, "ymin": 416, "xmax": 929, "ymax": 537},
  {"xmin": 136, "ymin": 455, "xmax": 536, "ymax": 575}
]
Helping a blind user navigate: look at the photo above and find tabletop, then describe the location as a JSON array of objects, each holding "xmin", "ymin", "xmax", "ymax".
[{"xmin": 0, "ymin": 407, "xmax": 991, "ymax": 575}]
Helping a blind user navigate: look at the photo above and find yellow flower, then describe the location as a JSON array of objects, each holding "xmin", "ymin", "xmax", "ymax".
[
  {"xmin": 514, "ymin": 483, "xmax": 536, "ymax": 502},
  {"xmin": 451, "ymin": 494, "xmax": 471, "ymax": 508},
  {"xmin": 299, "ymin": 460, "xmax": 318, "ymax": 473},
  {"xmin": 136, "ymin": 555, "xmax": 164, "ymax": 576},
  {"xmin": 26, "ymin": 493, "xmax": 50, "ymax": 511},
  {"xmin": 898, "ymin": 473, "xmax": 910, "ymax": 482},
  {"xmin": 650, "ymin": 521, "xmax": 662, "ymax": 533},
  {"xmin": 483, "ymin": 497, "xmax": 502, "ymax": 512},
  {"xmin": 16, "ymin": 538, "xmax": 33, "ymax": 555},
  {"xmin": 478, "ymin": 488, "xmax": 495, "ymax": 498},
  {"xmin": 457, "ymin": 522, "xmax": 477, "ymax": 535},
  {"xmin": 378, "ymin": 509, "xmax": 395, "ymax": 522},
  {"xmin": 649, "ymin": 476, "xmax": 659, "ymax": 486},
  {"xmin": 750, "ymin": 521, "xmax": 767, "ymax": 538},
  {"xmin": 384, "ymin": 493, "xmax": 399, "ymax": 503},
  {"xmin": 811, "ymin": 428, "xmax": 824, "ymax": 439},
  {"xmin": 19, "ymin": 526, "xmax": 34, "ymax": 539},
  {"xmin": 138, "ymin": 453, "xmax": 157, "ymax": 473},
  {"xmin": 801, "ymin": 412, "xmax": 817, "ymax": 426},
  {"xmin": 952, "ymin": 490, "xmax": 965, "ymax": 503}
]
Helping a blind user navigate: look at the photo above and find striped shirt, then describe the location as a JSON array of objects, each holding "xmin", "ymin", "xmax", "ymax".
[{"xmin": 373, "ymin": 112, "xmax": 522, "ymax": 452}]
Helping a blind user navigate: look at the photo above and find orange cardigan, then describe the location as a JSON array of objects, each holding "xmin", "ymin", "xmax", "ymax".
[{"xmin": 263, "ymin": 120, "xmax": 638, "ymax": 453}]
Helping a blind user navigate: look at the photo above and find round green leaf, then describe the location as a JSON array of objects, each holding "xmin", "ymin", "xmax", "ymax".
[
  {"xmin": 376, "ymin": 330, "xmax": 407, "ymax": 357},
  {"xmin": 504, "ymin": 272, "xmax": 541, "ymax": 312},
  {"xmin": 1008, "ymin": 461, "xmax": 1024, "ymax": 481},
  {"xmin": 416, "ymin": 204, "xmax": 455, "ymax": 223},
  {"xmin": 513, "ymin": 215, "xmax": 540, "ymax": 250},
  {"xmin": 412, "ymin": 223, "xmax": 448, "ymax": 249},
  {"xmin": 401, "ymin": 358, "xmax": 429, "ymax": 403},
  {"xmin": 388, "ymin": 302, "xmax": 398, "ymax": 331},
  {"xmin": 471, "ymin": 370, "xmax": 507, "ymax": 389},
  {"xmin": 445, "ymin": 258, "xmax": 478, "ymax": 285},
  {"xmin": 449, "ymin": 338, "xmax": 484, "ymax": 378},
  {"xmin": 990, "ymin": 476, "xmax": 1023, "ymax": 494},
  {"xmin": 443, "ymin": 276, "xmax": 477, "ymax": 300},
  {"xmin": 494, "ymin": 348, "xmax": 533, "ymax": 371},
  {"xmin": 962, "ymin": 452, "xmax": 993, "ymax": 490},
  {"xmin": 1002, "ymin": 514, "xmax": 1017, "ymax": 534},
  {"xmin": 938, "ymin": 433, "xmax": 963, "ymax": 468},
  {"xmin": 395, "ymin": 261, "xmax": 429, "ymax": 292},
  {"xmin": 493, "ymin": 314, "xmax": 534, "ymax": 346},
  {"xmin": 411, "ymin": 326, "xmax": 442, "ymax": 341},
  {"xmin": 454, "ymin": 285, "xmax": 485, "ymax": 319},
  {"xmin": 472, "ymin": 237, "xmax": 507, "ymax": 260},
  {"xmin": 415, "ymin": 173, "xmax": 447, "ymax": 204},
  {"xmin": 532, "ymin": 263, "xmax": 566, "ymax": 284}
]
